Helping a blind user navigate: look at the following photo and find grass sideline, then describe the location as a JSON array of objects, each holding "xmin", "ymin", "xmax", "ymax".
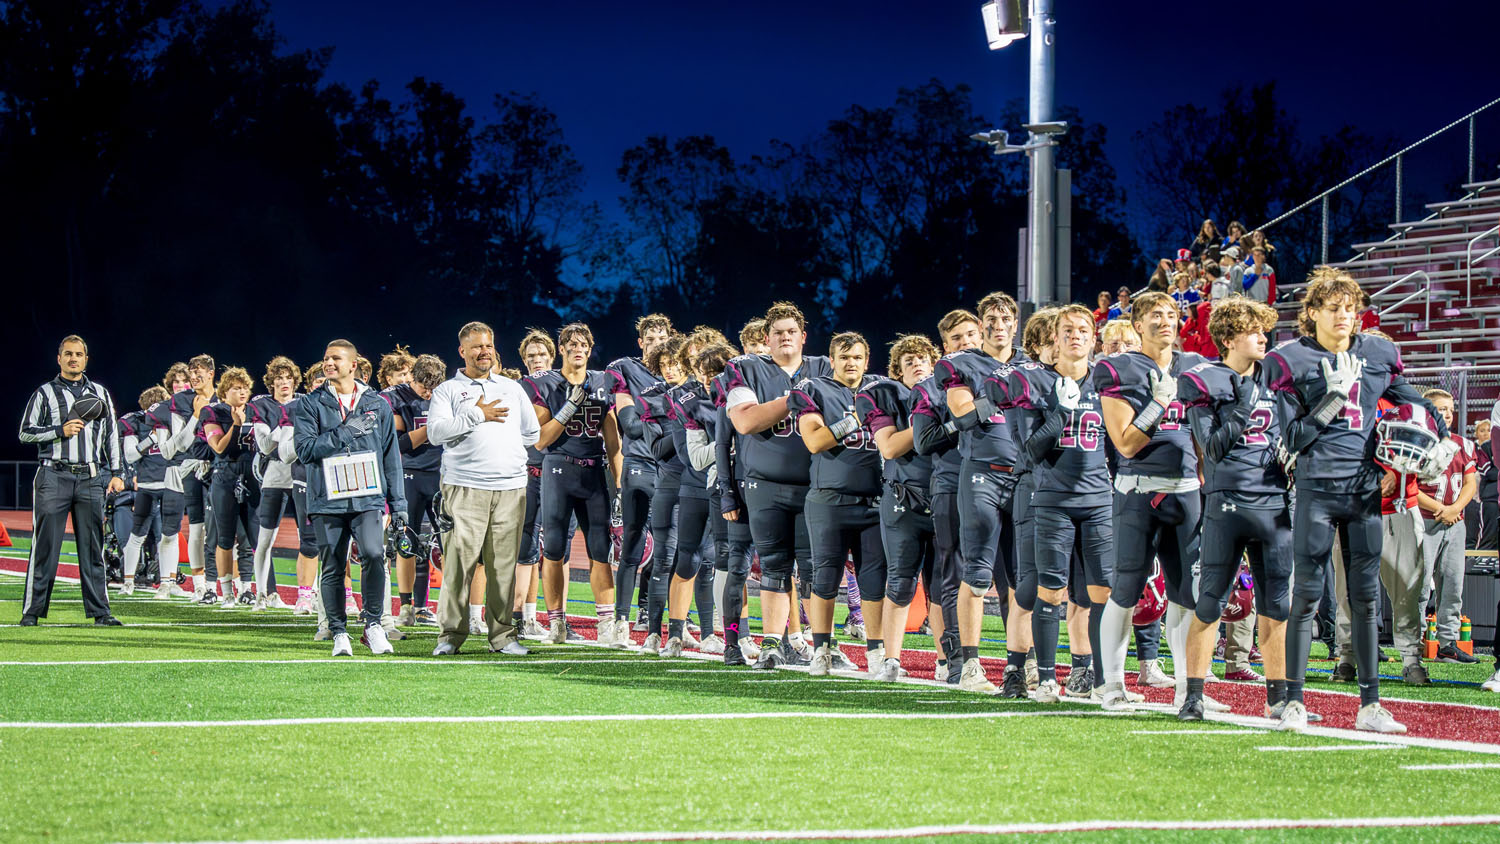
[{"xmin": 4, "ymin": 575, "xmax": 1500, "ymax": 842}]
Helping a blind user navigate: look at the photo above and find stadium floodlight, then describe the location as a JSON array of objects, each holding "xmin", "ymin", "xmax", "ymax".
[{"xmin": 980, "ymin": 0, "xmax": 1028, "ymax": 50}]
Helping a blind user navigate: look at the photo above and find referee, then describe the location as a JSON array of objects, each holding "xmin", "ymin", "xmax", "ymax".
[{"xmin": 17, "ymin": 335, "xmax": 125, "ymax": 626}]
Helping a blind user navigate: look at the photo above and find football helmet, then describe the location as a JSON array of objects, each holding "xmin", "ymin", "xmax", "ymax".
[
  {"xmin": 1133, "ymin": 562, "xmax": 1167, "ymax": 626},
  {"xmin": 1376, "ymin": 403, "xmax": 1440, "ymax": 476},
  {"xmin": 1221, "ymin": 562, "xmax": 1255, "ymax": 622}
]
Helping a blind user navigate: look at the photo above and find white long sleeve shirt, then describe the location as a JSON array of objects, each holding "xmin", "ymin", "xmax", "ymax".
[{"xmin": 426, "ymin": 369, "xmax": 539, "ymax": 491}]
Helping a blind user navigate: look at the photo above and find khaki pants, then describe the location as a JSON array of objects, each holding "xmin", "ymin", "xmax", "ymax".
[
  {"xmin": 1223, "ymin": 613, "xmax": 1257, "ymax": 673},
  {"xmin": 438, "ymin": 484, "xmax": 527, "ymax": 650}
]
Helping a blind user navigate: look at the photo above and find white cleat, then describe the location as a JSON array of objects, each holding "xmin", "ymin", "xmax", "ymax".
[
  {"xmin": 866, "ymin": 645, "xmax": 885, "ymax": 677},
  {"xmin": 1276, "ymin": 700, "xmax": 1309, "ymax": 732},
  {"xmin": 364, "ymin": 625, "xmax": 394, "ymax": 655},
  {"xmin": 740, "ymin": 637, "xmax": 762, "ymax": 662},
  {"xmin": 1025, "ymin": 656, "xmax": 1038, "ymax": 691},
  {"xmin": 1174, "ymin": 690, "xmax": 1232, "ymax": 713},
  {"xmin": 1483, "ymin": 669, "xmax": 1500, "ymax": 693},
  {"xmin": 1032, "ymin": 679, "xmax": 1063, "ymax": 703},
  {"xmin": 544, "ymin": 618, "xmax": 568, "ymax": 645},
  {"xmin": 842, "ymin": 620, "xmax": 866, "ymax": 642},
  {"xmin": 292, "ymin": 594, "xmax": 316, "ymax": 615},
  {"xmin": 1137, "ymin": 659, "xmax": 1173, "ymax": 688},
  {"xmin": 468, "ymin": 615, "xmax": 485, "ymax": 636},
  {"xmin": 265, "ymin": 594, "xmax": 290, "ymax": 610},
  {"xmin": 872, "ymin": 657, "xmax": 902, "ymax": 683},
  {"xmin": 395, "ymin": 605, "xmax": 416, "ymax": 627},
  {"xmin": 345, "ymin": 598, "xmax": 359, "ymax": 616},
  {"xmin": 250, "ymin": 596, "xmax": 269, "ymax": 612},
  {"xmin": 596, "ymin": 616, "xmax": 614, "ymax": 645},
  {"xmin": 331, "ymin": 632, "xmax": 353, "ymax": 657},
  {"xmin": 1097, "ymin": 681, "xmax": 1138, "ymax": 710},
  {"xmin": 118, "ymin": 582, "xmax": 135, "ymax": 597},
  {"xmin": 959, "ymin": 659, "xmax": 997, "ymax": 694},
  {"xmin": 697, "ymin": 633, "xmax": 725, "ymax": 655},
  {"xmin": 522, "ymin": 619, "xmax": 550, "ymax": 641},
  {"xmin": 681, "ymin": 627, "xmax": 700, "ymax": 649},
  {"xmin": 661, "ymin": 636, "xmax": 684, "ymax": 658},
  {"xmin": 1354, "ymin": 702, "xmax": 1407, "ymax": 734},
  {"xmin": 641, "ymin": 633, "xmax": 661, "ymax": 655},
  {"xmin": 809, "ymin": 645, "xmax": 833, "ymax": 677}
]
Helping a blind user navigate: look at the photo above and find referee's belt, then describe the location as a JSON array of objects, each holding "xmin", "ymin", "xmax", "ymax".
[{"xmin": 41, "ymin": 459, "xmax": 97, "ymax": 477}]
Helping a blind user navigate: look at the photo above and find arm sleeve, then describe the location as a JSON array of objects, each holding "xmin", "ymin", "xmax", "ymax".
[
  {"xmin": 1023, "ymin": 409, "xmax": 1066, "ymax": 464},
  {"xmin": 715, "ymin": 408, "xmax": 737, "ymax": 504},
  {"xmin": 685, "ymin": 427, "xmax": 716, "ymax": 472},
  {"xmin": 18, "ymin": 388, "xmax": 61, "ymax": 444},
  {"xmin": 254, "ymin": 421, "xmax": 278, "ymax": 455},
  {"xmin": 161, "ymin": 412, "xmax": 201, "ymax": 460},
  {"xmin": 617, "ymin": 403, "xmax": 644, "ymax": 440}
]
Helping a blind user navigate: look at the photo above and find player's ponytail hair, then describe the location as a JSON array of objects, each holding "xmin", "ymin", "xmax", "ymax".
[
  {"xmin": 1297, "ymin": 266, "xmax": 1369, "ymax": 337},
  {"xmin": 887, "ymin": 334, "xmax": 939, "ymax": 380}
]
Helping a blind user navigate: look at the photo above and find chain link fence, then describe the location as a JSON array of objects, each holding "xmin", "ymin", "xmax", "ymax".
[{"xmin": 1404, "ymin": 365, "xmax": 1500, "ymax": 435}]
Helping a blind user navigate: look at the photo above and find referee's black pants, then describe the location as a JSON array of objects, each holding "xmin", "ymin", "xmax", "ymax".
[{"xmin": 23, "ymin": 465, "xmax": 110, "ymax": 619}]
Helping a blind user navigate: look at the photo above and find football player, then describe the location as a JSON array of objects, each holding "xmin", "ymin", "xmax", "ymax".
[
  {"xmin": 1264, "ymin": 267, "xmax": 1452, "ymax": 733},
  {"xmin": 724, "ymin": 302, "xmax": 832, "ymax": 668},
  {"xmin": 1094, "ymin": 291, "xmax": 1211, "ymax": 711},
  {"xmin": 121, "ymin": 386, "xmax": 177, "ymax": 596},
  {"xmin": 387, "ymin": 354, "xmax": 448, "ymax": 627},
  {"xmin": 941, "ymin": 292, "xmax": 1031, "ymax": 694},
  {"xmin": 1177, "ymin": 298, "xmax": 1298, "ymax": 721},
  {"xmin": 513, "ymin": 330, "xmax": 557, "ymax": 639},
  {"xmin": 992, "ymin": 305, "xmax": 1114, "ymax": 703},
  {"xmin": 856, "ymin": 333, "xmax": 939, "ymax": 681},
  {"xmin": 525, "ymin": 322, "xmax": 623, "ymax": 644},
  {"xmin": 248, "ymin": 356, "xmax": 303, "ymax": 610},
  {"xmin": 714, "ymin": 323, "xmax": 772, "ymax": 666},
  {"xmin": 639, "ymin": 335, "xmax": 688, "ymax": 653},
  {"xmin": 909, "ymin": 310, "xmax": 984, "ymax": 682},
  {"xmin": 790, "ymin": 331, "xmax": 884, "ymax": 676},
  {"xmin": 739, "ymin": 319, "xmax": 770, "ymax": 356},
  {"xmin": 378, "ymin": 347, "xmax": 415, "ymax": 391},
  {"xmin": 606, "ymin": 314, "xmax": 673, "ymax": 642},
  {"xmin": 152, "ymin": 354, "xmax": 217, "ymax": 601},
  {"xmin": 201, "ymin": 366, "xmax": 261, "ymax": 607}
]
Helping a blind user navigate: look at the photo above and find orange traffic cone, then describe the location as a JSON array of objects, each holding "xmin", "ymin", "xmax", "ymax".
[
  {"xmin": 0, "ymin": 519, "xmax": 11, "ymax": 547},
  {"xmin": 904, "ymin": 580, "xmax": 929, "ymax": 632}
]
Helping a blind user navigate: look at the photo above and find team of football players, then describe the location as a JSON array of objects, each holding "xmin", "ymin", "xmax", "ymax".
[{"xmin": 110, "ymin": 264, "xmax": 1480, "ymax": 733}]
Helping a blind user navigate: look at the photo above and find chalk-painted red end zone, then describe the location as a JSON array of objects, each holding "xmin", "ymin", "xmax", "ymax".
[{"xmin": 5, "ymin": 555, "xmax": 1498, "ymax": 747}]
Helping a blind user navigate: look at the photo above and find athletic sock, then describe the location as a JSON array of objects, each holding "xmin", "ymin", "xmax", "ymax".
[
  {"xmin": 867, "ymin": 638, "xmax": 883, "ymax": 653},
  {"xmin": 158, "ymin": 535, "xmax": 180, "ymax": 585},
  {"xmin": 512, "ymin": 610, "xmax": 523, "ymax": 628},
  {"xmin": 724, "ymin": 619, "xmax": 740, "ymax": 648},
  {"xmin": 252, "ymin": 527, "xmax": 277, "ymax": 594},
  {"xmin": 1358, "ymin": 683, "xmax": 1380, "ymax": 708},
  {"xmin": 193, "ymin": 573, "xmax": 206, "ymax": 593},
  {"xmin": 1164, "ymin": 603, "xmax": 1189, "ymax": 696},
  {"xmin": 522, "ymin": 604, "xmax": 536, "ymax": 624},
  {"xmin": 812, "ymin": 632, "xmax": 831, "ymax": 649},
  {"xmin": 1267, "ymin": 680, "xmax": 1287, "ymax": 707},
  {"xmin": 1287, "ymin": 679, "xmax": 1305, "ymax": 703},
  {"xmin": 412, "ymin": 570, "xmax": 429, "ymax": 611},
  {"xmin": 547, "ymin": 608, "xmax": 565, "ymax": 625},
  {"xmin": 218, "ymin": 576, "xmax": 233, "ymax": 598},
  {"xmin": 399, "ymin": 592, "xmax": 413, "ymax": 608},
  {"xmin": 1007, "ymin": 649, "xmax": 1028, "ymax": 673},
  {"xmin": 470, "ymin": 604, "xmax": 484, "ymax": 624},
  {"xmin": 962, "ymin": 645, "xmax": 980, "ymax": 662},
  {"xmin": 1086, "ymin": 602, "xmax": 1104, "ymax": 684},
  {"xmin": 1099, "ymin": 599, "xmax": 1132, "ymax": 687},
  {"xmin": 596, "ymin": 602, "xmax": 612, "ymax": 625},
  {"xmin": 1185, "ymin": 677, "xmax": 1204, "ymax": 702},
  {"xmin": 1032, "ymin": 603, "xmax": 1060, "ymax": 683},
  {"xmin": 1071, "ymin": 653, "xmax": 1093, "ymax": 671},
  {"xmin": 123, "ymin": 534, "xmax": 144, "ymax": 580},
  {"xmin": 668, "ymin": 619, "xmax": 685, "ymax": 640},
  {"xmin": 186, "ymin": 523, "xmax": 205, "ymax": 570}
]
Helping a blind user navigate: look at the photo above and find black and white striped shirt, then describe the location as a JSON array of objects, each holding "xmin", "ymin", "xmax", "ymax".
[{"xmin": 18, "ymin": 375, "xmax": 122, "ymax": 475}]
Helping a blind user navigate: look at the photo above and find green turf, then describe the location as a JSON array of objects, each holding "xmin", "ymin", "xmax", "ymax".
[{"xmin": 4, "ymin": 577, "xmax": 1500, "ymax": 843}]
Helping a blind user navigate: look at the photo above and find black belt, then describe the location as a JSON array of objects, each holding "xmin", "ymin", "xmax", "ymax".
[
  {"xmin": 41, "ymin": 459, "xmax": 95, "ymax": 476},
  {"xmin": 560, "ymin": 455, "xmax": 599, "ymax": 467}
]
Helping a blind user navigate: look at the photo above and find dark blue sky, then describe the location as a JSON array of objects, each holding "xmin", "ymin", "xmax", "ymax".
[{"xmin": 271, "ymin": 0, "xmax": 1500, "ymax": 246}]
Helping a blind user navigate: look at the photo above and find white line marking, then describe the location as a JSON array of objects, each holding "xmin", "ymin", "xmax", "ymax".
[
  {"xmin": 1402, "ymin": 762, "xmax": 1500, "ymax": 771},
  {"xmin": 125, "ymin": 814, "xmax": 1500, "ymax": 844},
  {"xmin": 0, "ymin": 658, "xmax": 647, "ymax": 667},
  {"xmin": 1132, "ymin": 729, "xmax": 1265, "ymax": 735},
  {"xmin": 1256, "ymin": 744, "xmax": 1398, "ymax": 752},
  {"xmin": 823, "ymin": 688, "xmax": 933, "ymax": 694},
  {"xmin": 0, "ymin": 708, "xmax": 1124, "ymax": 730}
]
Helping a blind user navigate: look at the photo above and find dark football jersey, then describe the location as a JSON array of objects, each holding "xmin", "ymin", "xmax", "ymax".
[
  {"xmin": 523, "ymin": 369, "xmax": 614, "ymax": 461},
  {"xmin": 200, "ymin": 402, "xmax": 255, "ymax": 462},
  {"xmin": 670, "ymin": 379, "xmax": 717, "ymax": 492},
  {"xmin": 607, "ymin": 356, "xmax": 659, "ymax": 465},
  {"xmin": 935, "ymin": 348, "xmax": 1024, "ymax": 466},
  {"xmin": 163, "ymin": 388, "xmax": 213, "ymax": 462},
  {"xmin": 856, "ymin": 378, "xmax": 932, "ymax": 488},
  {"xmin": 993, "ymin": 363, "xmax": 1111, "ymax": 507},
  {"xmin": 639, "ymin": 381, "xmax": 684, "ymax": 476},
  {"xmin": 121, "ymin": 410, "xmax": 168, "ymax": 486},
  {"xmin": 1179, "ymin": 360, "xmax": 1286, "ymax": 498},
  {"xmin": 787, "ymin": 374, "xmax": 883, "ymax": 496},
  {"xmin": 1093, "ymin": 350, "xmax": 1206, "ymax": 480},
  {"xmin": 1263, "ymin": 333, "xmax": 1434, "ymax": 490},
  {"xmin": 381, "ymin": 384, "xmax": 441, "ymax": 473},
  {"xmin": 721, "ymin": 353, "xmax": 832, "ymax": 486},
  {"xmin": 910, "ymin": 374, "xmax": 962, "ymax": 495}
]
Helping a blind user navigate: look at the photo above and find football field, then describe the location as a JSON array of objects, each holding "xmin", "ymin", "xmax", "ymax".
[{"xmin": 4, "ymin": 546, "xmax": 1500, "ymax": 844}]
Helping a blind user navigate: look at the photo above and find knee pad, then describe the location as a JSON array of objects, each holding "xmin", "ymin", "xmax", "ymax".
[
  {"xmin": 759, "ymin": 572, "xmax": 791, "ymax": 594},
  {"xmin": 673, "ymin": 554, "xmax": 699, "ymax": 581},
  {"xmin": 811, "ymin": 562, "xmax": 842, "ymax": 601},
  {"xmin": 1193, "ymin": 595, "xmax": 1224, "ymax": 626},
  {"xmin": 1257, "ymin": 596, "xmax": 1290, "ymax": 623},
  {"xmin": 1016, "ymin": 579, "xmax": 1037, "ymax": 613},
  {"xmin": 965, "ymin": 580, "xmax": 990, "ymax": 598},
  {"xmin": 886, "ymin": 575, "xmax": 917, "ymax": 607},
  {"xmin": 796, "ymin": 576, "xmax": 812, "ymax": 600}
]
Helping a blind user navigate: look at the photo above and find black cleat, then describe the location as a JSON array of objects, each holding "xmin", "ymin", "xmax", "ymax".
[
  {"xmin": 999, "ymin": 666, "xmax": 1028, "ymax": 699},
  {"xmin": 1330, "ymin": 662, "xmax": 1357, "ymax": 683},
  {"xmin": 780, "ymin": 641, "xmax": 810, "ymax": 667},
  {"xmin": 723, "ymin": 644, "xmax": 747, "ymax": 666},
  {"xmin": 19, "ymin": 615, "xmax": 38, "ymax": 627},
  {"xmin": 947, "ymin": 657, "xmax": 964, "ymax": 685},
  {"xmin": 751, "ymin": 646, "xmax": 784, "ymax": 671},
  {"xmin": 94, "ymin": 615, "xmax": 123, "ymax": 626},
  {"xmin": 1177, "ymin": 697, "xmax": 1205, "ymax": 722}
]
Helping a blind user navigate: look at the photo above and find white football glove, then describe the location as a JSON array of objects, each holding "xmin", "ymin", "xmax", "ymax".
[
  {"xmin": 1419, "ymin": 438, "xmax": 1459, "ymax": 482},
  {"xmin": 1319, "ymin": 351, "xmax": 1363, "ymax": 401},
  {"xmin": 1148, "ymin": 369, "xmax": 1177, "ymax": 406},
  {"xmin": 1054, "ymin": 375, "xmax": 1081, "ymax": 413}
]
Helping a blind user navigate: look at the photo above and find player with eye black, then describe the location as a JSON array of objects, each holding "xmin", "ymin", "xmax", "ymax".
[
  {"xmin": 1264, "ymin": 268, "xmax": 1452, "ymax": 733},
  {"xmin": 1176, "ymin": 298, "xmax": 1305, "ymax": 722},
  {"xmin": 991, "ymin": 305, "xmax": 1114, "ymax": 703},
  {"xmin": 524, "ymin": 322, "xmax": 623, "ymax": 645},
  {"xmin": 1094, "ymin": 291, "xmax": 1211, "ymax": 712},
  {"xmin": 639, "ymin": 334, "xmax": 689, "ymax": 653}
]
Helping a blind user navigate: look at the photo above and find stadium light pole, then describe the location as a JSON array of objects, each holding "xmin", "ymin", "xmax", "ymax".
[{"xmin": 976, "ymin": 0, "xmax": 1065, "ymax": 306}]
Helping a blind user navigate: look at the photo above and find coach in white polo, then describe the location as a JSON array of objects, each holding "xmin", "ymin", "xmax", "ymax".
[{"xmin": 426, "ymin": 320, "xmax": 540, "ymax": 656}]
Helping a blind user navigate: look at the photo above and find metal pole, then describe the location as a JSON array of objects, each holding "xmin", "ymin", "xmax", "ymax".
[
  {"xmin": 1320, "ymin": 195, "xmax": 1329, "ymax": 264},
  {"xmin": 1027, "ymin": 0, "xmax": 1056, "ymax": 304},
  {"xmin": 1470, "ymin": 116, "xmax": 1477, "ymax": 185},
  {"xmin": 1395, "ymin": 153, "xmax": 1403, "ymax": 223}
]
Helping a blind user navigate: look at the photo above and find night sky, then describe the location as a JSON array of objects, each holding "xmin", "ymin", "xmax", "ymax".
[{"xmin": 271, "ymin": 0, "xmax": 1500, "ymax": 239}]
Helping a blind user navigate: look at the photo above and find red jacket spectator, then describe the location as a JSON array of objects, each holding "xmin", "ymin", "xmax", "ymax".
[
  {"xmin": 1360, "ymin": 308, "xmax": 1381, "ymax": 332},
  {"xmin": 1180, "ymin": 300, "xmax": 1218, "ymax": 359}
]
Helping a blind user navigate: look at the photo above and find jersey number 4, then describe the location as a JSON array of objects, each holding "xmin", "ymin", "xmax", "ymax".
[{"xmin": 1340, "ymin": 382, "xmax": 1364, "ymax": 430}]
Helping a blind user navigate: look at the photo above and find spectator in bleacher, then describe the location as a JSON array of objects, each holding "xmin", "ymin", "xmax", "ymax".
[
  {"xmin": 1205, "ymin": 262, "xmax": 1229, "ymax": 301},
  {"xmin": 1472, "ymin": 419, "xmax": 1496, "ymax": 550},
  {"xmin": 1360, "ymin": 306, "xmax": 1381, "ymax": 332},
  {"xmin": 1222, "ymin": 220, "xmax": 1246, "ymax": 251},
  {"xmin": 1179, "ymin": 300, "xmax": 1217, "ymax": 359},
  {"xmin": 1418, "ymin": 389, "xmax": 1479, "ymax": 665},
  {"xmin": 1217, "ymin": 250, "xmax": 1244, "ymax": 299},
  {"xmin": 1147, "ymin": 259, "xmax": 1173, "ymax": 292},
  {"xmin": 1244, "ymin": 229, "xmax": 1276, "ymax": 256},
  {"xmin": 1174, "ymin": 248, "xmax": 1193, "ymax": 277},
  {"xmin": 1192, "ymin": 219, "xmax": 1222, "ymax": 263},
  {"xmin": 1243, "ymin": 246, "xmax": 1276, "ymax": 303},
  {"xmin": 1170, "ymin": 271, "xmax": 1201, "ymax": 312},
  {"xmin": 1107, "ymin": 286, "xmax": 1131, "ymax": 320},
  {"xmin": 1093, "ymin": 291, "xmax": 1113, "ymax": 329}
]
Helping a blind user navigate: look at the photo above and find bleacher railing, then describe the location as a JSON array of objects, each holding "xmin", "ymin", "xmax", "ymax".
[
  {"xmin": 1254, "ymin": 96, "xmax": 1500, "ymax": 265},
  {"xmin": 1404, "ymin": 365, "xmax": 1500, "ymax": 434},
  {"xmin": 0, "ymin": 461, "xmax": 38, "ymax": 510}
]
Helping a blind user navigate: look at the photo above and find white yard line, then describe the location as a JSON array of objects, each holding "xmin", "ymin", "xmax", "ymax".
[
  {"xmin": 1131, "ymin": 729, "xmax": 1265, "ymax": 735},
  {"xmin": 1256, "ymin": 744, "xmax": 1399, "ymax": 752},
  {"xmin": 1401, "ymin": 762, "xmax": 1500, "ymax": 771},
  {"xmin": 128, "ymin": 814, "xmax": 1500, "ymax": 844},
  {"xmin": 0, "ymin": 658, "xmax": 644, "ymax": 667}
]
